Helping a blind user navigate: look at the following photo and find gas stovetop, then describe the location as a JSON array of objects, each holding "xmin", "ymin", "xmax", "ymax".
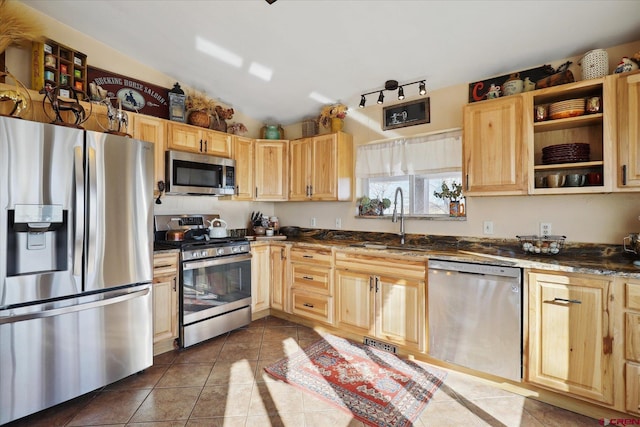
[{"xmin": 153, "ymin": 214, "xmax": 249, "ymax": 259}]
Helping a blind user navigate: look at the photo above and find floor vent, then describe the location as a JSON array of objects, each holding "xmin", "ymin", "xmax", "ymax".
[{"xmin": 363, "ymin": 337, "xmax": 397, "ymax": 354}]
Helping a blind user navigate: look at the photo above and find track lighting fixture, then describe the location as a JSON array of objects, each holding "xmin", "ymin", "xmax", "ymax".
[{"xmin": 359, "ymin": 79, "xmax": 427, "ymax": 108}]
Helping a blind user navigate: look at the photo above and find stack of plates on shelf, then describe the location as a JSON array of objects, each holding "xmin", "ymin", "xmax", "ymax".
[
  {"xmin": 549, "ymin": 98, "xmax": 586, "ymax": 119},
  {"xmin": 542, "ymin": 143, "xmax": 590, "ymax": 164}
]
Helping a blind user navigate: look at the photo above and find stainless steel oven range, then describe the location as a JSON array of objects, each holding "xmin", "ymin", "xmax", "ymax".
[{"xmin": 154, "ymin": 214, "xmax": 251, "ymax": 348}]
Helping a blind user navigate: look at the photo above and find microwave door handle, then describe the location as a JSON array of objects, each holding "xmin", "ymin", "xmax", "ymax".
[
  {"xmin": 73, "ymin": 146, "xmax": 84, "ymax": 278},
  {"xmin": 86, "ymin": 147, "xmax": 98, "ymax": 280}
]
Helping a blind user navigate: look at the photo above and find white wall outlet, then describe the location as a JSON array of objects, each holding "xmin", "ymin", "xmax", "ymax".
[
  {"xmin": 310, "ymin": 217, "xmax": 317, "ymax": 227},
  {"xmin": 483, "ymin": 221, "xmax": 494, "ymax": 235},
  {"xmin": 335, "ymin": 218, "xmax": 342, "ymax": 229},
  {"xmin": 540, "ymin": 222, "xmax": 552, "ymax": 236}
]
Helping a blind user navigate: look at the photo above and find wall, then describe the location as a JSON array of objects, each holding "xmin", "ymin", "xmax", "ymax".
[
  {"xmin": 8, "ymin": 5, "xmax": 640, "ymax": 244},
  {"xmin": 278, "ymin": 40, "xmax": 640, "ymax": 244}
]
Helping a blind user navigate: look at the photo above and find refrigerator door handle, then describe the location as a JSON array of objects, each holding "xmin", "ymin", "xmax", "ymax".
[
  {"xmin": 73, "ymin": 146, "xmax": 85, "ymax": 277},
  {"xmin": 87, "ymin": 146, "xmax": 97, "ymax": 278},
  {"xmin": 0, "ymin": 287, "xmax": 150, "ymax": 324}
]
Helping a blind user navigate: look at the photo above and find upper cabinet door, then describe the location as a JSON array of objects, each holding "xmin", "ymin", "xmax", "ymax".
[
  {"xmin": 311, "ymin": 134, "xmax": 338, "ymax": 200},
  {"xmin": 255, "ymin": 139, "xmax": 288, "ymax": 201},
  {"xmin": 617, "ymin": 70, "xmax": 640, "ymax": 189},
  {"xmin": 232, "ymin": 136, "xmax": 255, "ymax": 201},
  {"xmin": 463, "ymin": 96, "xmax": 527, "ymax": 195},
  {"xmin": 289, "ymin": 138, "xmax": 312, "ymax": 200}
]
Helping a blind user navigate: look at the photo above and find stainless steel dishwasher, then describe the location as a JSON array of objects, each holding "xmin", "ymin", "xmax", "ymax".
[{"xmin": 428, "ymin": 259, "xmax": 522, "ymax": 381}]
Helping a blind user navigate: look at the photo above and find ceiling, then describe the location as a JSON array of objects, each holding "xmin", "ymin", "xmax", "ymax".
[{"xmin": 21, "ymin": 0, "xmax": 640, "ymax": 125}]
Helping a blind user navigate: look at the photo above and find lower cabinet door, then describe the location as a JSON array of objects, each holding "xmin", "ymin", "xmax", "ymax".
[
  {"xmin": 376, "ymin": 275, "xmax": 425, "ymax": 352},
  {"xmin": 527, "ymin": 272, "xmax": 614, "ymax": 404},
  {"xmin": 153, "ymin": 275, "xmax": 177, "ymax": 343},
  {"xmin": 335, "ymin": 269, "xmax": 373, "ymax": 336},
  {"xmin": 627, "ymin": 362, "xmax": 640, "ymax": 415}
]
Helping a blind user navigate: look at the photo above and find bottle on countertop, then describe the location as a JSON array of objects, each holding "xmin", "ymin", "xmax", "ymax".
[{"xmin": 269, "ymin": 216, "xmax": 280, "ymax": 234}]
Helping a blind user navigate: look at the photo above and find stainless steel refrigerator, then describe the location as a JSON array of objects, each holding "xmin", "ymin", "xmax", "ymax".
[{"xmin": 0, "ymin": 116, "xmax": 154, "ymax": 424}]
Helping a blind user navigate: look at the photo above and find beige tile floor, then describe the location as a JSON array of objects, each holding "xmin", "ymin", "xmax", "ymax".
[{"xmin": 5, "ymin": 316, "xmax": 598, "ymax": 426}]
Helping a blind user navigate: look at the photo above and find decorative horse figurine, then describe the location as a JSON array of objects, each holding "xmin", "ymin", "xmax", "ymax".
[
  {"xmin": 103, "ymin": 98, "xmax": 129, "ymax": 134},
  {"xmin": 40, "ymin": 85, "xmax": 86, "ymax": 126}
]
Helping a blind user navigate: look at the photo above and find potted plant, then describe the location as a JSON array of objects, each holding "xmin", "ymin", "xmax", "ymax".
[
  {"xmin": 433, "ymin": 180, "xmax": 465, "ymax": 216},
  {"xmin": 357, "ymin": 195, "xmax": 391, "ymax": 216}
]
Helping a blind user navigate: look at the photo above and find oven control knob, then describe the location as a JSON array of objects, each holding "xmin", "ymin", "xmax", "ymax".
[
  {"xmin": 231, "ymin": 246, "xmax": 239, "ymax": 253},
  {"xmin": 200, "ymin": 250, "xmax": 207, "ymax": 257},
  {"xmin": 217, "ymin": 248, "xmax": 225, "ymax": 256}
]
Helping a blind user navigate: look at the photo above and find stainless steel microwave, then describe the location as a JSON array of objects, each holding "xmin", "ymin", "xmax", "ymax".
[{"xmin": 165, "ymin": 150, "xmax": 235, "ymax": 195}]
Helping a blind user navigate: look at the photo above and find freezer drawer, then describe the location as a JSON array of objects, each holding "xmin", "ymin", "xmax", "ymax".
[{"xmin": 0, "ymin": 284, "xmax": 153, "ymax": 425}]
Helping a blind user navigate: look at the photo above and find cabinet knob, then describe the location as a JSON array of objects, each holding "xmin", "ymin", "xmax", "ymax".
[{"xmin": 303, "ymin": 302, "xmax": 314, "ymax": 308}]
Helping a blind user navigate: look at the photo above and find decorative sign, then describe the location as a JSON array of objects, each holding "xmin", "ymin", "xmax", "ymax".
[
  {"xmin": 382, "ymin": 98, "xmax": 430, "ymax": 130},
  {"xmin": 87, "ymin": 66, "xmax": 170, "ymax": 119},
  {"xmin": 468, "ymin": 64, "xmax": 555, "ymax": 103}
]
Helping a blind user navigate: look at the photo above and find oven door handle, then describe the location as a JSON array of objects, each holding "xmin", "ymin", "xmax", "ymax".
[{"xmin": 182, "ymin": 253, "xmax": 252, "ymax": 271}]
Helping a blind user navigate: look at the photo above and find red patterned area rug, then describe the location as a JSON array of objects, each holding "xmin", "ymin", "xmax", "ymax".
[{"xmin": 264, "ymin": 334, "xmax": 446, "ymax": 427}]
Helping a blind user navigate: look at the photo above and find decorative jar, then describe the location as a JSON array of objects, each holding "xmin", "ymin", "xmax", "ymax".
[{"xmin": 264, "ymin": 125, "xmax": 280, "ymax": 139}]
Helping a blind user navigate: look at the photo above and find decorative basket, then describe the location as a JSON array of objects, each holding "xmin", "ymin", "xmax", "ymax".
[
  {"xmin": 516, "ymin": 235, "xmax": 566, "ymax": 255},
  {"xmin": 580, "ymin": 49, "xmax": 608, "ymax": 80},
  {"xmin": 188, "ymin": 110, "xmax": 211, "ymax": 128},
  {"xmin": 302, "ymin": 119, "xmax": 318, "ymax": 137}
]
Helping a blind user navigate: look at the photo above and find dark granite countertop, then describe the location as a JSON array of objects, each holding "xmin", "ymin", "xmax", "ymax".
[{"xmin": 278, "ymin": 227, "xmax": 640, "ymax": 279}]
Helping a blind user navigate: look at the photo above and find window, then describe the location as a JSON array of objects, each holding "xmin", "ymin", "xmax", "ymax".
[{"xmin": 356, "ymin": 129, "xmax": 463, "ymax": 217}]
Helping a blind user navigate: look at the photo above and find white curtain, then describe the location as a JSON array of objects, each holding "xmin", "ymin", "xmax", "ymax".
[{"xmin": 355, "ymin": 129, "xmax": 462, "ymax": 178}]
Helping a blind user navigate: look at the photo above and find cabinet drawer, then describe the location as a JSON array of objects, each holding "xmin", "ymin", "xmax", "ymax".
[
  {"xmin": 291, "ymin": 290, "xmax": 333, "ymax": 324},
  {"xmin": 335, "ymin": 251, "xmax": 426, "ymax": 280},
  {"xmin": 627, "ymin": 313, "xmax": 640, "ymax": 362},
  {"xmin": 290, "ymin": 247, "xmax": 332, "ymax": 266},
  {"xmin": 291, "ymin": 264, "xmax": 331, "ymax": 295},
  {"xmin": 627, "ymin": 362, "xmax": 640, "ymax": 415},
  {"xmin": 153, "ymin": 253, "xmax": 179, "ymax": 276},
  {"xmin": 628, "ymin": 283, "xmax": 640, "ymax": 310}
]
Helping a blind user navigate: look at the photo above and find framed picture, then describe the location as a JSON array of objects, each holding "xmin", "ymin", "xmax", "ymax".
[{"xmin": 382, "ymin": 98, "xmax": 430, "ymax": 130}]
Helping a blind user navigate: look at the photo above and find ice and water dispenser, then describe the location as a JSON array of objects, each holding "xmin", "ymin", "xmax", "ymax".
[{"xmin": 6, "ymin": 204, "xmax": 68, "ymax": 276}]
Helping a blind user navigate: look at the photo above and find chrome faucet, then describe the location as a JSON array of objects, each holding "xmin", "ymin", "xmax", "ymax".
[{"xmin": 392, "ymin": 187, "xmax": 405, "ymax": 245}]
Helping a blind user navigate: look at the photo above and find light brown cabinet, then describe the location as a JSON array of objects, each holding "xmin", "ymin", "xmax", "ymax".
[
  {"xmin": 528, "ymin": 78, "xmax": 613, "ymax": 194},
  {"xmin": 152, "ymin": 252, "xmax": 179, "ymax": 355},
  {"xmin": 250, "ymin": 243, "xmax": 271, "ymax": 314},
  {"xmin": 527, "ymin": 271, "xmax": 614, "ymax": 405},
  {"xmin": 290, "ymin": 247, "xmax": 333, "ymax": 324},
  {"xmin": 334, "ymin": 251, "xmax": 426, "ymax": 352},
  {"xmin": 463, "ymin": 96, "xmax": 527, "ymax": 195},
  {"xmin": 616, "ymin": 69, "xmax": 640, "ymax": 189},
  {"xmin": 167, "ymin": 122, "xmax": 231, "ymax": 158},
  {"xmin": 621, "ymin": 278, "xmax": 640, "ymax": 414},
  {"xmin": 254, "ymin": 139, "xmax": 288, "ymax": 201},
  {"xmin": 269, "ymin": 243, "xmax": 290, "ymax": 312},
  {"xmin": 463, "ymin": 78, "xmax": 617, "ymax": 196},
  {"xmin": 289, "ymin": 132, "xmax": 353, "ymax": 201},
  {"xmin": 130, "ymin": 113, "xmax": 167, "ymax": 196},
  {"xmin": 231, "ymin": 135, "xmax": 255, "ymax": 200}
]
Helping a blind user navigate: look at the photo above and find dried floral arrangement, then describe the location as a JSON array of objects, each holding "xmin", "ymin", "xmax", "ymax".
[
  {"xmin": 318, "ymin": 103, "xmax": 348, "ymax": 128},
  {"xmin": 214, "ymin": 105, "xmax": 234, "ymax": 120},
  {"xmin": 185, "ymin": 91, "xmax": 216, "ymax": 114},
  {"xmin": 0, "ymin": 0, "xmax": 43, "ymax": 53}
]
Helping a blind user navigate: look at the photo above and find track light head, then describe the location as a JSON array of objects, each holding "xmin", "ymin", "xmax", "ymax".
[
  {"xmin": 359, "ymin": 95, "xmax": 366, "ymax": 108},
  {"xmin": 419, "ymin": 81, "xmax": 426, "ymax": 95},
  {"xmin": 377, "ymin": 91, "xmax": 384, "ymax": 104},
  {"xmin": 398, "ymin": 86, "xmax": 405, "ymax": 100}
]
